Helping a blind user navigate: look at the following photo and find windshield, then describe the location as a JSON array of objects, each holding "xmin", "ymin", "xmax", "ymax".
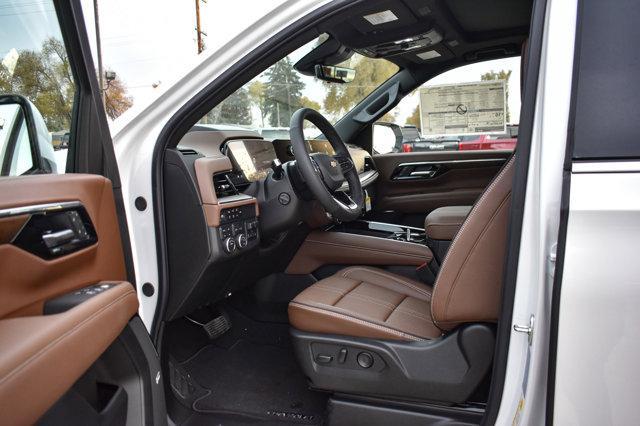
[{"xmin": 199, "ymin": 36, "xmax": 398, "ymax": 137}]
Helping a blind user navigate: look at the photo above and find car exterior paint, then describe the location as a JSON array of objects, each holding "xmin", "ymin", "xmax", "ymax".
[
  {"xmin": 553, "ymin": 166, "xmax": 640, "ymax": 425},
  {"xmin": 494, "ymin": 0, "xmax": 577, "ymax": 424}
]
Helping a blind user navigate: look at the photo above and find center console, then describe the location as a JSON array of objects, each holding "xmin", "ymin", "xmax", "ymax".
[
  {"xmin": 286, "ymin": 221, "xmax": 433, "ymax": 276},
  {"xmin": 329, "ymin": 220, "xmax": 426, "ymax": 244}
]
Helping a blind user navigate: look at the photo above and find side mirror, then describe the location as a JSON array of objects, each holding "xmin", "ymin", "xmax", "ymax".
[
  {"xmin": 314, "ymin": 65, "xmax": 356, "ymax": 84},
  {"xmin": 372, "ymin": 122, "xmax": 403, "ymax": 154},
  {"xmin": 0, "ymin": 94, "xmax": 57, "ymax": 176}
]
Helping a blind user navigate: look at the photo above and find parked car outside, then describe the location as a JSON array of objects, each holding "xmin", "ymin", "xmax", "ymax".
[
  {"xmin": 457, "ymin": 125, "xmax": 519, "ymax": 151},
  {"xmin": 402, "ymin": 135, "xmax": 459, "ymax": 152}
]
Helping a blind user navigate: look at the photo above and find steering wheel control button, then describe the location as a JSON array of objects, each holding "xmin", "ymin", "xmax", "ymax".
[
  {"xmin": 357, "ymin": 352, "xmax": 374, "ymax": 369},
  {"xmin": 278, "ymin": 192, "xmax": 291, "ymax": 205},
  {"xmin": 338, "ymin": 348, "xmax": 348, "ymax": 364},
  {"xmin": 223, "ymin": 237, "xmax": 237, "ymax": 254},
  {"xmin": 315, "ymin": 354, "xmax": 333, "ymax": 364},
  {"xmin": 236, "ymin": 233, "xmax": 248, "ymax": 249}
]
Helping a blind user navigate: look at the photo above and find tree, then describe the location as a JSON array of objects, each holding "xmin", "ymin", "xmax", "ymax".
[
  {"xmin": 0, "ymin": 37, "xmax": 132, "ymax": 128},
  {"xmin": 264, "ymin": 57, "xmax": 305, "ymax": 127},
  {"xmin": 300, "ymin": 96, "xmax": 320, "ymax": 111},
  {"xmin": 0, "ymin": 38, "xmax": 75, "ymax": 131},
  {"xmin": 104, "ymin": 73, "xmax": 133, "ymax": 120},
  {"xmin": 248, "ymin": 81, "xmax": 267, "ymax": 126},
  {"xmin": 205, "ymin": 87, "xmax": 252, "ymax": 125},
  {"xmin": 406, "ymin": 105, "xmax": 421, "ymax": 130},
  {"xmin": 322, "ymin": 57, "xmax": 398, "ymax": 118},
  {"xmin": 379, "ymin": 111, "xmax": 396, "ymax": 123},
  {"xmin": 481, "ymin": 69, "xmax": 512, "ymax": 122}
]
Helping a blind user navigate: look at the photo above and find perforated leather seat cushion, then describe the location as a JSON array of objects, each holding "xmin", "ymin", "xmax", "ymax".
[{"xmin": 288, "ymin": 266, "xmax": 442, "ymax": 341}]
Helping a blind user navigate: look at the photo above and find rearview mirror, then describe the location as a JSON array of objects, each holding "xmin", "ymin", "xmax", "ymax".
[
  {"xmin": 314, "ymin": 65, "xmax": 356, "ymax": 84},
  {"xmin": 0, "ymin": 94, "xmax": 57, "ymax": 176}
]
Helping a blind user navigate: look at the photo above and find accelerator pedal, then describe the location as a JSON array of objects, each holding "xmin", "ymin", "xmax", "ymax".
[{"xmin": 186, "ymin": 308, "xmax": 231, "ymax": 340}]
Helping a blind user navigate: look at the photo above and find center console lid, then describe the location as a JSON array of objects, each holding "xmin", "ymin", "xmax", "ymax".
[{"xmin": 424, "ymin": 206, "xmax": 472, "ymax": 241}]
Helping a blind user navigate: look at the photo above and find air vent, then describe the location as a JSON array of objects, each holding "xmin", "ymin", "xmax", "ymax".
[
  {"xmin": 213, "ymin": 174, "xmax": 238, "ymax": 198},
  {"xmin": 213, "ymin": 172, "xmax": 250, "ymax": 198}
]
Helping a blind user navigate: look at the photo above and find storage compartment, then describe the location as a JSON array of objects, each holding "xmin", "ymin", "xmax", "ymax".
[{"xmin": 38, "ymin": 382, "xmax": 128, "ymax": 425}]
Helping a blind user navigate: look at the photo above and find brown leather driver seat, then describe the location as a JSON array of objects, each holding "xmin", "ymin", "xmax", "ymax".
[{"xmin": 289, "ymin": 155, "xmax": 515, "ymax": 341}]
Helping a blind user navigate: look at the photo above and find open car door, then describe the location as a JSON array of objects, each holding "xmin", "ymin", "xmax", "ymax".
[{"xmin": 0, "ymin": 1, "xmax": 165, "ymax": 424}]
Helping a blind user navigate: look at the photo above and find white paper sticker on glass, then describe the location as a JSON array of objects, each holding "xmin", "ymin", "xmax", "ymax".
[{"xmin": 419, "ymin": 80, "xmax": 506, "ymax": 136}]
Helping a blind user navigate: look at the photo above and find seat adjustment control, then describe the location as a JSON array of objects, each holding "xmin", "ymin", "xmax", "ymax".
[
  {"xmin": 316, "ymin": 354, "xmax": 333, "ymax": 364},
  {"xmin": 338, "ymin": 348, "xmax": 348, "ymax": 364},
  {"xmin": 357, "ymin": 352, "xmax": 374, "ymax": 369}
]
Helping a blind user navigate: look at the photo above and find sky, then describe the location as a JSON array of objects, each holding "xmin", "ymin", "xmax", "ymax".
[
  {"xmin": 1, "ymin": 0, "xmax": 520, "ymax": 127},
  {"xmin": 78, "ymin": 0, "xmax": 289, "ymax": 107}
]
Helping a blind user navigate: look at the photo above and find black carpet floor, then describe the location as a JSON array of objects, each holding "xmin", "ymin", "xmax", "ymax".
[{"xmin": 177, "ymin": 309, "xmax": 327, "ymax": 425}]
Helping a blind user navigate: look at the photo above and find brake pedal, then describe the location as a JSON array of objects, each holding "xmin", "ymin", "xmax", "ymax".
[{"xmin": 186, "ymin": 310, "xmax": 231, "ymax": 340}]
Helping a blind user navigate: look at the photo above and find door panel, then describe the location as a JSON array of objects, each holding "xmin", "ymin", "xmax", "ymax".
[
  {"xmin": 0, "ymin": 175, "xmax": 138, "ymax": 424},
  {"xmin": 0, "ymin": 282, "xmax": 137, "ymax": 426},
  {"xmin": 372, "ymin": 150, "xmax": 512, "ymax": 225},
  {"xmin": 0, "ymin": 174, "xmax": 127, "ymax": 317}
]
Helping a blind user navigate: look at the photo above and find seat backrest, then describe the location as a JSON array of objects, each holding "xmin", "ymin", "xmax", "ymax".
[{"xmin": 430, "ymin": 155, "xmax": 515, "ymax": 331}]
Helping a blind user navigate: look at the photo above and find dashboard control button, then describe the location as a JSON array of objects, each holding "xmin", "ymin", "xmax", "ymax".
[
  {"xmin": 236, "ymin": 233, "xmax": 248, "ymax": 249},
  {"xmin": 223, "ymin": 237, "xmax": 237, "ymax": 253},
  {"xmin": 357, "ymin": 352, "xmax": 374, "ymax": 369}
]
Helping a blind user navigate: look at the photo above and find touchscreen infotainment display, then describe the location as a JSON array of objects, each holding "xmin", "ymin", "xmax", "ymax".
[{"xmin": 226, "ymin": 140, "xmax": 277, "ymax": 182}]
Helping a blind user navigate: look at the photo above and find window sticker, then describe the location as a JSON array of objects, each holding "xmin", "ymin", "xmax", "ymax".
[{"xmin": 419, "ymin": 80, "xmax": 507, "ymax": 136}]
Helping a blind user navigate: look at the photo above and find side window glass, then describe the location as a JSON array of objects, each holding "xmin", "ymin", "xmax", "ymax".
[
  {"xmin": 373, "ymin": 57, "xmax": 521, "ymax": 154},
  {"xmin": 0, "ymin": 1, "xmax": 77, "ymax": 176}
]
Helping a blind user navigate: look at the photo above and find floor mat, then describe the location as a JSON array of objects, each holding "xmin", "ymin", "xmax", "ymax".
[{"xmin": 180, "ymin": 338, "xmax": 326, "ymax": 424}]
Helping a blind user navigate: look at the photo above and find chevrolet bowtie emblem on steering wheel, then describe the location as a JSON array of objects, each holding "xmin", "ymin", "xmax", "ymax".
[{"xmin": 330, "ymin": 160, "xmax": 338, "ymax": 168}]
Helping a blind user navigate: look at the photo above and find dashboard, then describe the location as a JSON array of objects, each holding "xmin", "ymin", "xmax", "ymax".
[
  {"xmin": 224, "ymin": 138, "xmax": 372, "ymax": 184},
  {"xmin": 163, "ymin": 129, "xmax": 379, "ymax": 320}
]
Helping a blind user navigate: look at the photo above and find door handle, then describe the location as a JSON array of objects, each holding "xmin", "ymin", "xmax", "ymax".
[
  {"xmin": 42, "ymin": 229, "xmax": 75, "ymax": 248},
  {"xmin": 392, "ymin": 164, "xmax": 442, "ymax": 180},
  {"xmin": 409, "ymin": 170, "xmax": 437, "ymax": 178}
]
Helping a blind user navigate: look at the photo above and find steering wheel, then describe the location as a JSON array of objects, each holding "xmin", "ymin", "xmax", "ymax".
[{"xmin": 290, "ymin": 108, "xmax": 364, "ymax": 222}]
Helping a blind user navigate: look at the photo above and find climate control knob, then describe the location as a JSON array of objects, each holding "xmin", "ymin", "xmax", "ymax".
[
  {"xmin": 223, "ymin": 237, "xmax": 237, "ymax": 253},
  {"xmin": 236, "ymin": 233, "xmax": 248, "ymax": 249}
]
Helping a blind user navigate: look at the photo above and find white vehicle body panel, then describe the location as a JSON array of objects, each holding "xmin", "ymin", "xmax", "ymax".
[
  {"xmin": 495, "ymin": 0, "xmax": 577, "ymax": 423},
  {"xmin": 111, "ymin": 0, "xmax": 332, "ymax": 329},
  {"xmin": 553, "ymin": 165, "xmax": 640, "ymax": 425}
]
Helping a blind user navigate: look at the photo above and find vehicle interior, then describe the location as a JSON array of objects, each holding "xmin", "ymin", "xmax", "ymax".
[{"xmin": 155, "ymin": 0, "xmax": 534, "ymax": 425}]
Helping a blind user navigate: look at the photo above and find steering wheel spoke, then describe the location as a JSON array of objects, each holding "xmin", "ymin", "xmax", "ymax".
[{"xmin": 332, "ymin": 190, "xmax": 357, "ymax": 209}]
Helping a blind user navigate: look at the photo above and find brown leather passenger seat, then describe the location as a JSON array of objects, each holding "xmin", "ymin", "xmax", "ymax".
[
  {"xmin": 289, "ymin": 155, "xmax": 515, "ymax": 341},
  {"xmin": 289, "ymin": 266, "xmax": 441, "ymax": 341}
]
